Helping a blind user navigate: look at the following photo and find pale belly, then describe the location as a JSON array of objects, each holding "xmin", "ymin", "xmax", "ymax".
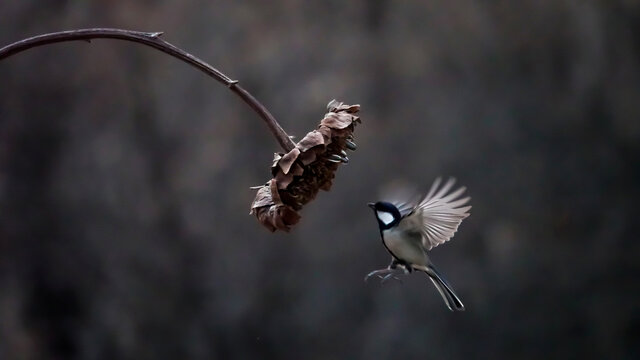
[{"xmin": 383, "ymin": 229, "xmax": 428, "ymax": 266}]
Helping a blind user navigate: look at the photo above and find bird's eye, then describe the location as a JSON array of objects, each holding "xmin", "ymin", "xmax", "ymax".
[{"xmin": 376, "ymin": 211, "xmax": 395, "ymax": 225}]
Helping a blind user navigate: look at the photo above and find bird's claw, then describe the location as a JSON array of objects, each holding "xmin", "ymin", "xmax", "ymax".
[
  {"xmin": 364, "ymin": 268, "xmax": 403, "ymax": 284},
  {"xmin": 364, "ymin": 268, "xmax": 391, "ymax": 283}
]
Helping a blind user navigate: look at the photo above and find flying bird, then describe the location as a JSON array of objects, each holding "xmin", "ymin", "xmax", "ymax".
[{"xmin": 365, "ymin": 178, "xmax": 471, "ymax": 311}]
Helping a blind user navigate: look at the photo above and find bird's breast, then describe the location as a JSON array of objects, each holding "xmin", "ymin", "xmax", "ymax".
[{"xmin": 382, "ymin": 228, "xmax": 428, "ymax": 266}]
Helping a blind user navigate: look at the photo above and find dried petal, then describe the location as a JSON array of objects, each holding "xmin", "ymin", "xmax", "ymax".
[
  {"xmin": 320, "ymin": 112, "xmax": 354, "ymax": 129},
  {"xmin": 250, "ymin": 184, "xmax": 274, "ymax": 212},
  {"xmin": 317, "ymin": 126, "xmax": 333, "ymax": 143},
  {"xmin": 278, "ymin": 147, "xmax": 301, "ymax": 174},
  {"xmin": 297, "ymin": 130, "xmax": 325, "ymax": 152},
  {"xmin": 275, "ymin": 171, "xmax": 295, "ymax": 189},
  {"xmin": 269, "ymin": 178, "xmax": 282, "ymax": 204},
  {"xmin": 327, "ymin": 100, "xmax": 360, "ymax": 114},
  {"xmin": 271, "ymin": 206, "xmax": 287, "ymax": 230}
]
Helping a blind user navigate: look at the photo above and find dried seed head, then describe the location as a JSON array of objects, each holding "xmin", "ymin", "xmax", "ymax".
[{"xmin": 250, "ymin": 100, "xmax": 361, "ymax": 232}]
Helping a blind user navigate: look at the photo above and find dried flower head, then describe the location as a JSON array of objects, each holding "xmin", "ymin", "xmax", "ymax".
[{"xmin": 250, "ymin": 100, "xmax": 361, "ymax": 232}]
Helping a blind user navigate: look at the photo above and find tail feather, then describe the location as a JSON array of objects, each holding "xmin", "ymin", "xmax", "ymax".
[
  {"xmin": 417, "ymin": 264, "xmax": 465, "ymax": 311},
  {"xmin": 428, "ymin": 277, "xmax": 457, "ymax": 311}
]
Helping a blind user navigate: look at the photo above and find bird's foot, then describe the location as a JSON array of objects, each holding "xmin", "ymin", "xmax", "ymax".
[
  {"xmin": 364, "ymin": 268, "xmax": 394, "ymax": 283},
  {"xmin": 364, "ymin": 268, "xmax": 404, "ymax": 284}
]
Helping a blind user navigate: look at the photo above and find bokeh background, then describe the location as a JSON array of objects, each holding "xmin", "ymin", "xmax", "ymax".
[{"xmin": 1, "ymin": 1, "xmax": 639, "ymax": 359}]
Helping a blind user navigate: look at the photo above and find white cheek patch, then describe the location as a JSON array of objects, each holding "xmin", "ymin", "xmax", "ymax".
[{"xmin": 376, "ymin": 211, "xmax": 395, "ymax": 226}]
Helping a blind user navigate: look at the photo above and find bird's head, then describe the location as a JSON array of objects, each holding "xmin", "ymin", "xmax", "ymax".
[{"xmin": 367, "ymin": 201, "xmax": 401, "ymax": 230}]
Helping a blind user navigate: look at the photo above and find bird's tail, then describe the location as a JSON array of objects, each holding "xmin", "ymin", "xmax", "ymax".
[{"xmin": 415, "ymin": 264, "xmax": 465, "ymax": 312}]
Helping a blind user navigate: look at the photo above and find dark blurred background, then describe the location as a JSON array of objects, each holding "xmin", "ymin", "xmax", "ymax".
[{"xmin": 1, "ymin": 1, "xmax": 639, "ymax": 359}]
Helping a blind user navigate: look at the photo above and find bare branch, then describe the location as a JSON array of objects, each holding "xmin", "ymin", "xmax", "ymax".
[{"xmin": 0, "ymin": 28, "xmax": 296, "ymax": 151}]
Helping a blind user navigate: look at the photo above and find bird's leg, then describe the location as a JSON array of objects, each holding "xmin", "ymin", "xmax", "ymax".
[
  {"xmin": 400, "ymin": 263, "xmax": 411, "ymax": 274},
  {"xmin": 380, "ymin": 262, "xmax": 410, "ymax": 284},
  {"xmin": 365, "ymin": 259, "xmax": 405, "ymax": 283}
]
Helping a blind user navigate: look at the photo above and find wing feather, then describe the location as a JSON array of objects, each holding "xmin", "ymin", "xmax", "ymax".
[
  {"xmin": 423, "ymin": 177, "xmax": 442, "ymax": 201},
  {"xmin": 415, "ymin": 178, "xmax": 471, "ymax": 250},
  {"xmin": 385, "ymin": 186, "xmax": 423, "ymax": 217}
]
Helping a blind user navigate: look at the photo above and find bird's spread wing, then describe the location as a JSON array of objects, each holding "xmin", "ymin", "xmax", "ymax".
[{"xmin": 405, "ymin": 178, "xmax": 471, "ymax": 250}]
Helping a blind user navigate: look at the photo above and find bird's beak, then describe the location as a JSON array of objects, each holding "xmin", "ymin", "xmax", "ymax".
[{"xmin": 367, "ymin": 202, "xmax": 376, "ymax": 209}]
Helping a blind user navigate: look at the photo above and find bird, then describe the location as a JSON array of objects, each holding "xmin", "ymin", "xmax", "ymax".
[{"xmin": 365, "ymin": 177, "xmax": 471, "ymax": 311}]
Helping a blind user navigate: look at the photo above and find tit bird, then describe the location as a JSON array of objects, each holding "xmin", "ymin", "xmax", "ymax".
[{"xmin": 365, "ymin": 178, "xmax": 471, "ymax": 311}]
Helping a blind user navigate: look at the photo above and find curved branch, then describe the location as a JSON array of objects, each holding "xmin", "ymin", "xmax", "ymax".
[{"xmin": 0, "ymin": 28, "xmax": 296, "ymax": 151}]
